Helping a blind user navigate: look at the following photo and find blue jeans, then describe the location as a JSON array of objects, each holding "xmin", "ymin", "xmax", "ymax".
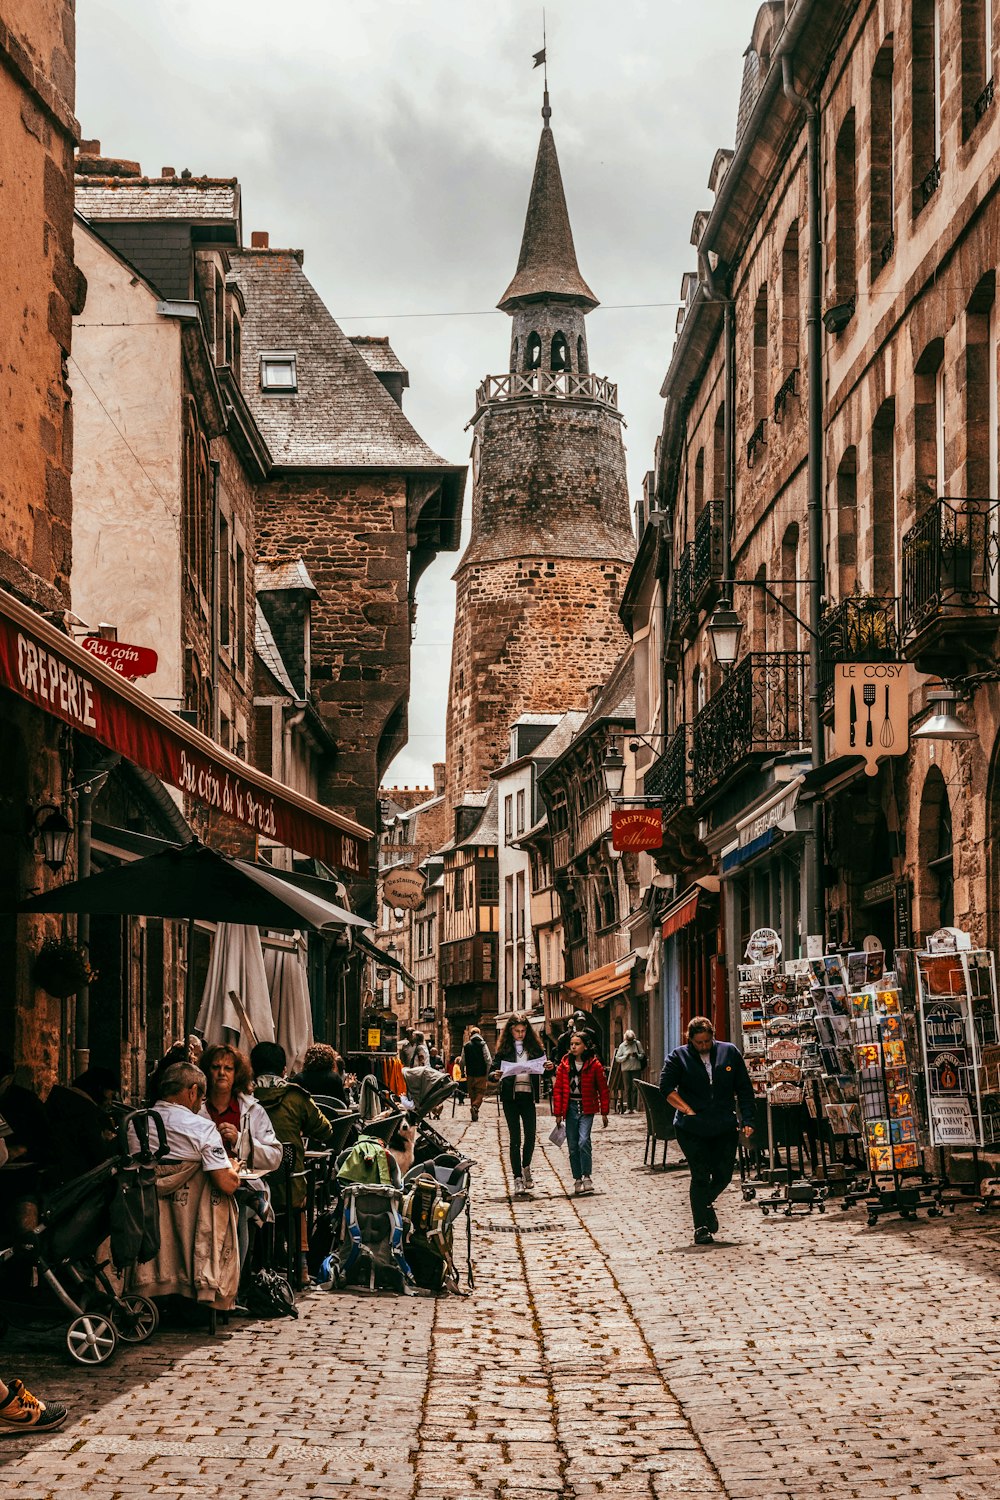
[{"xmin": 566, "ymin": 1101, "xmax": 594, "ymax": 1180}]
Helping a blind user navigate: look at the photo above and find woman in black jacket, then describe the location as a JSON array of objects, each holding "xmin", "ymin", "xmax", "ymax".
[
  {"xmin": 291, "ymin": 1044, "xmax": 349, "ymax": 1107},
  {"xmin": 489, "ymin": 1013, "xmax": 553, "ymax": 1197}
]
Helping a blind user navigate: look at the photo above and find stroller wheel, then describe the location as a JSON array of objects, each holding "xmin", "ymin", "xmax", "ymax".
[
  {"xmin": 111, "ymin": 1294, "xmax": 159, "ymax": 1343},
  {"xmin": 67, "ymin": 1313, "xmax": 117, "ymax": 1365}
]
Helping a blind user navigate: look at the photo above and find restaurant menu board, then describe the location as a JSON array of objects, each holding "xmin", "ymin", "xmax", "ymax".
[
  {"xmin": 738, "ymin": 962, "xmax": 816, "ymax": 1106},
  {"xmin": 914, "ymin": 949, "xmax": 1000, "ymax": 1149}
]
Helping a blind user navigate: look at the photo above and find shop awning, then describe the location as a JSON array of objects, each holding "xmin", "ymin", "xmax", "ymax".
[
  {"xmin": 661, "ymin": 889, "xmax": 700, "ymax": 940},
  {"xmin": 563, "ymin": 954, "xmax": 637, "ymax": 1007},
  {"xmin": 0, "ymin": 587, "xmax": 369, "ymax": 874}
]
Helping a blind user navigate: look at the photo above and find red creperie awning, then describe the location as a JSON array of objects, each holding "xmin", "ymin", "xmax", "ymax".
[
  {"xmin": 661, "ymin": 889, "xmax": 699, "ymax": 940},
  {"xmin": 0, "ymin": 587, "xmax": 370, "ymax": 876}
]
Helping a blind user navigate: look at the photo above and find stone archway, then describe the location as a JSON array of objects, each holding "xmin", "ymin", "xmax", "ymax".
[{"xmin": 914, "ymin": 765, "xmax": 953, "ymax": 940}]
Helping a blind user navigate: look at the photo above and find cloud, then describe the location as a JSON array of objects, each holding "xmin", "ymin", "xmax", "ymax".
[{"xmin": 76, "ymin": 0, "xmax": 751, "ymax": 785}]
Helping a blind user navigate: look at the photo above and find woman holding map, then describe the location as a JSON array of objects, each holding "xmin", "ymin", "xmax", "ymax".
[{"xmin": 490, "ymin": 1013, "xmax": 553, "ymax": 1197}]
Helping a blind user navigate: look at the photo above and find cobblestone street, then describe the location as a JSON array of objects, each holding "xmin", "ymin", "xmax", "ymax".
[{"xmin": 3, "ymin": 1110, "xmax": 1000, "ymax": 1500}]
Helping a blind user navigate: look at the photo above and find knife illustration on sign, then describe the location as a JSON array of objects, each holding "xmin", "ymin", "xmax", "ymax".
[{"xmin": 849, "ymin": 685, "xmax": 857, "ymax": 746}]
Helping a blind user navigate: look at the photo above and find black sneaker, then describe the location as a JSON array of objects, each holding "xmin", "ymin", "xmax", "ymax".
[
  {"xmin": 694, "ymin": 1226, "xmax": 715, "ymax": 1245},
  {"xmin": 706, "ymin": 1205, "xmax": 719, "ymax": 1234}
]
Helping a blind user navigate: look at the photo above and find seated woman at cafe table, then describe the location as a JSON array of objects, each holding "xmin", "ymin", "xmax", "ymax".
[
  {"xmin": 199, "ymin": 1044, "xmax": 281, "ymax": 1288},
  {"xmin": 127, "ymin": 1062, "xmax": 241, "ymax": 1314}
]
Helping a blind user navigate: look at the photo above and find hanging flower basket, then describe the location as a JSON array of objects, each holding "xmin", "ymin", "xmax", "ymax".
[{"xmin": 33, "ymin": 939, "xmax": 98, "ymax": 999}]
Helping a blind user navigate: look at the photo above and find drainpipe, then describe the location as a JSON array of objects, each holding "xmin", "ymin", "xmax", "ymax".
[
  {"xmin": 209, "ymin": 458, "xmax": 221, "ymax": 743},
  {"xmin": 782, "ymin": 53, "xmax": 826, "ymax": 944}
]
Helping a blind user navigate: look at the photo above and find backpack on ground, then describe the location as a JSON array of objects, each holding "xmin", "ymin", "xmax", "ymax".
[{"xmin": 244, "ymin": 1268, "xmax": 298, "ymax": 1319}]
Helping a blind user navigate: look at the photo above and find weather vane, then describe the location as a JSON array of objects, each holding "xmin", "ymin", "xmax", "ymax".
[{"xmin": 533, "ymin": 11, "xmax": 550, "ymax": 123}]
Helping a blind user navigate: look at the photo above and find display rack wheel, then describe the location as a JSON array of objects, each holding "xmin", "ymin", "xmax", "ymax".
[
  {"xmin": 66, "ymin": 1313, "xmax": 117, "ymax": 1365},
  {"xmin": 818, "ymin": 1204, "xmax": 826, "ymax": 1214},
  {"xmin": 111, "ymin": 1295, "xmax": 159, "ymax": 1343},
  {"xmin": 742, "ymin": 1186, "xmax": 756, "ymax": 1201},
  {"xmin": 867, "ymin": 1214, "xmax": 878, "ymax": 1227},
  {"xmin": 926, "ymin": 1206, "xmax": 942, "ymax": 1218}
]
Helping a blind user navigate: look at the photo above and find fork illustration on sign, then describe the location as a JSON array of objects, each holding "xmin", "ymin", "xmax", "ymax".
[
  {"xmin": 863, "ymin": 683, "xmax": 877, "ymax": 746},
  {"xmin": 880, "ymin": 685, "xmax": 895, "ymax": 748}
]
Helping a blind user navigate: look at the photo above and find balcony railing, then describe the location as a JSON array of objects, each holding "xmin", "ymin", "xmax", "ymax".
[
  {"xmin": 475, "ymin": 370, "xmax": 619, "ymax": 410},
  {"xmin": 642, "ymin": 724, "xmax": 689, "ymax": 821},
  {"xmin": 975, "ymin": 76, "xmax": 995, "ymax": 123},
  {"xmin": 674, "ymin": 544, "xmax": 695, "ymax": 634},
  {"xmin": 920, "ymin": 157, "xmax": 942, "ymax": 206},
  {"xmin": 901, "ymin": 498, "xmax": 1000, "ymax": 639},
  {"xmin": 820, "ymin": 594, "xmax": 900, "ymax": 663},
  {"xmin": 693, "ymin": 502, "xmax": 723, "ymax": 603},
  {"xmin": 691, "ymin": 652, "xmax": 808, "ymax": 801}
]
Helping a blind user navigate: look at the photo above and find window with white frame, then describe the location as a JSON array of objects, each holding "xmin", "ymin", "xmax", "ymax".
[{"xmin": 260, "ymin": 351, "xmax": 298, "ymax": 392}]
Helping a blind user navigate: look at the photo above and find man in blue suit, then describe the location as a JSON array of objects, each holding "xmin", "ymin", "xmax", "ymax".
[{"xmin": 659, "ymin": 1017, "xmax": 756, "ymax": 1244}]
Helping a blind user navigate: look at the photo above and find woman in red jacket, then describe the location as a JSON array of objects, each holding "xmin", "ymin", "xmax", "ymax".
[{"xmin": 553, "ymin": 1033, "xmax": 610, "ymax": 1195}]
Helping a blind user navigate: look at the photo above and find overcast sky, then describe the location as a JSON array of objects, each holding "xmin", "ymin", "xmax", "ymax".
[{"xmin": 78, "ymin": 0, "xmax": 752, "ymax": 788}]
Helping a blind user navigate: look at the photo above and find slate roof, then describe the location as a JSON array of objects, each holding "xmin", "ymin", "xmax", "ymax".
[
  {"xmin": 577, "ymin": 649, "xmax": 635, "ymax": 734},
  {"xmin": 349, "ymin": 335, "xmax": 409, "ymax": 380},
  {"xmin": 255, "ymin": 602, "xmax": 299, "ymax": 699},
  {"xmin": 256, "ymin": 557, "xmax": 318, "ymax": 595},
  {"xmin": 75, "ymin": 177, "xmax": 241, "ymax": 226},
  {"xmin": 498, "ymin": 124, "xmax": 598, "ymax": 312},
  {"xmin": 231, "ymin": 249, "xmax": 461, "ymax": 470},
  {"xmin": 530, "ymin": 710, "xmax": 589, "ymax": 763},
  {"xmin": 456, "ymin": 782, "xmax": 499, "ymax": 850}
]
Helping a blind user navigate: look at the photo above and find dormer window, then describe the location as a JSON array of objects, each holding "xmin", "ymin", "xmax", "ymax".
[{"xmin": 260, "ymin": 351, "xmax": 297, "ymax": 393}]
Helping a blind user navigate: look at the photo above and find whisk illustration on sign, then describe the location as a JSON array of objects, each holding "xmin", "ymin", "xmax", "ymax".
[{"xmin": 880, "ymin": 685, "xmax": 894, "ymax": 748}]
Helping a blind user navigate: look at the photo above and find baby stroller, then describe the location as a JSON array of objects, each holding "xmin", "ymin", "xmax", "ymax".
[
  {"xmin": 0, "ymin": 1109, "xmax": 166, "ymax": 1365},
  {"xmin": 403, "ymin": 1152, "xmax": 474, "ymax": 1293},
  {"xmin": 326, "ymin": 1119, "xmax": 414, "ymax": 1293}
]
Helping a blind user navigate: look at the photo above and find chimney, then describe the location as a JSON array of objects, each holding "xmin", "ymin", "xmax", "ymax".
[
  {"xmin": 433, "ymin": 762, "xmax": 446, "ymax": 797},
  {"xmin": 161, "ymin": 166, "xmax": 176, "ymax": 177},
  {"xmin": 251, "ymin": 231, "xmax": 270, "ymax": 249},
  {"xmin": 79, "ymin": 139, "xmax": 101, "ymax": 156}
]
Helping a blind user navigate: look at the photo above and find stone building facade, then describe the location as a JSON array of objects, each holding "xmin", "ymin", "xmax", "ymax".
[
  {"xmin": 444, "ymin": 100, "xmax": 634, "ymax": 811},
  {"xmin": 0, "ymin": 0, "xmax": 85, "ymax": 1080},
  {"xmin": 627, "ymin": 0, "xmax": 1000, "ymax": 1045}
]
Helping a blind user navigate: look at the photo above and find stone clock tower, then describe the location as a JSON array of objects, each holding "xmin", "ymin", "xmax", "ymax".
[{"xmin": 445, "ymin": 94, "xmax": 635, "ymax": 808}]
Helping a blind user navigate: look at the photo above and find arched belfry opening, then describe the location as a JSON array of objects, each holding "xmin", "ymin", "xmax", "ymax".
[
  {"xmin": 525, "ymin": 332, "xmax": 542, "ymax": 371},
  {"xmin": 551, "ymin": 331, "xmax": 569, "ymax": 371}
]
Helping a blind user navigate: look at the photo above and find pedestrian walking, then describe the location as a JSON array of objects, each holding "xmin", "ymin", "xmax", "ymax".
[
  {"xmin": 552, "ymin": 1033, "xmax": 609, "ymax": 1195},
  {"xmin": 490, "ymin": 1012, "xmax": 553, "ymax": 1196},
  {"xmin": 462, "ymin": 1026, "xmax": 491, "ymax": 1121},
  {"xmin": 659, "ymin": 1017, "xmax": 756, "ymax": 1245},
  {"xmin": 408, "ymin": 1032, "xmax": 431, "ymax": 1068},
  {"xmin": 613, "ymin": 1030, "xmax": 646, "ymax": 1112}
]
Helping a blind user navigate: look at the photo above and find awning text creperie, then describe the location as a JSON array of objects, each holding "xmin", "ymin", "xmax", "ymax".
[{"xmin": 0, "ymin": 589, "xmax": 370, "ymax": 876}]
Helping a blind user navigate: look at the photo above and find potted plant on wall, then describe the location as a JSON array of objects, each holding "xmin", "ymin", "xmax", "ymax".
[{"xmin": 33, "ymin": 937, "xmax": 98, "ymax": 999}]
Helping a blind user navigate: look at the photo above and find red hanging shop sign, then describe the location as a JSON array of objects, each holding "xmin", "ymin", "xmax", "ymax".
[
  {"xmin": 0, "ymin": 590, "xmax": 369, "ymax": 875},
  {"xmin": 80, "ymin": 635, "xmax": 159, "ymax": 681},
  {"xmin": 611, "ymin": 808, "xmax": 663, "ymax": 851}
]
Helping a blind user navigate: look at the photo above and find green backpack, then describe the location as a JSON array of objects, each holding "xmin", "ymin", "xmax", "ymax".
[{"xmin": 336, "ymin": 1133, "xmax": 392, "ymax": 1186}]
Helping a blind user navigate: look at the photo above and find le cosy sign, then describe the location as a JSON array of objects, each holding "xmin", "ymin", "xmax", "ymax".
[
  {"xmin": 81, "ymin": 635, "xmax": 158, "ymax": 681},
  {"xmin": 611, "ymin": 808, "xmax": 663, "ymax": 851},
  {"xmin": 832, "ymin": 662, "xmax": 910, "ymax": 776},
  {"xmin": 0, "ymin": 606, "xmax": 367, "ymax": 874}
]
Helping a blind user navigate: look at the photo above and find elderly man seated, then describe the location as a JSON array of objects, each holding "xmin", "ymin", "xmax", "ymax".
[{"xmin": 128, "ymin": 1062, "xmax": 240, "ymax": 1314}]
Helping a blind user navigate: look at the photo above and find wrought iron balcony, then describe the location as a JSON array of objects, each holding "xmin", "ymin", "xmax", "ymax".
[
  {"xmin": 691, "ymin": 652, "xmax": 808, "ymax": 802},
  {"xmin": 746, "ymin": 417, "xmax": 767, "ymax": 468},
  {"xmin": 773, "ymin": 369, "xmax": 799, "ymax": 423},
  {"xmin": 920, "ymin": 157, "xmax": 942, "ymax": 207},
  {"xmin": 642, "ymin": 724, "xmax": 689, "ymax": 822},
  {"xmin": 693, "ymin": 502, "xmax": 723, "ymax": 605},
  {"xmin": 819, "ymin": 594, "xmax": 900, "ymax": 713},
  {"xmin": 975, "ymin": 76, "xmax": 995, "ymax": 123},
  {"xmin": 901, "ymin": 497, "xmax": 1000, "ymax": 668},
  {"xmin": 475, "ymin": 370, "xmax": 619, "ymax": 411},
  {"xmin": 674, "ymin": 544, "xmax": 696, "ymax": 636}
]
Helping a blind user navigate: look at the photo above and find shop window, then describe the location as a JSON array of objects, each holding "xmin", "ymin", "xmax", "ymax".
[
  {"xmin": 912, "ymin": 1, "xmax": 941, "ymax": 212},
  {"xmin": 919, "ymin": 767, "xmax": 954, "ymax": 931},
  {"xmin": 713, "ymin": 403, "xmax": 726, "ymax": 498},
  {"xmin": 871, "ymin": 399, "xmax": 898, "ymax": 594},
  {"xmin": 781, "ymin": 221, "xmax": 801, "ymax": 375},
  {"xmin": 781, "ymin": 523, "xmax": 799, "ymax": 651},
  {"xmin": 525, "ymin": 332, "xmax": 542, "ymax": 371},
  {"xmin": 694, "ymin": 448, "xmax": 705, "ymax": 512},
  {"xmin": 753, "ymin": 285, "xmax": 768, "ymax": 426},
  {"xmin": 835, "ymin": 448, "xmax": 858, "ymax": 598},
  {"xmin": 965, "ymin": 272, "xmax": 997, "ymax": 497},
  {"xmin": 551, "ymin": 331, "xmax": 569, "ymax": 371},
  {"xmin": 914, "ymin": 338, "xmax": 946, "ymax": 501},
  {"xmin": 870, "ymin": 43, "xmax": 895, "ymax": 269},
  {"xmin": 961, "ymin": 0, "xmax": 994, "ymax": 137},
  {"xmin": 834, "ymin": 109, "xmax": 857, "ymax": 305}
]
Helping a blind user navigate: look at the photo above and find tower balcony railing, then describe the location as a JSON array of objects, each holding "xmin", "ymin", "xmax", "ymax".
[
  {"xmin": 642, "ymin": 724, "xmax": 690, "ymax": 823},
  {"xmin": 691, "ymin": 652, "xmax": 808, "ymax": 802},
  {"xmin": 901, "ymin": 497, "xmax": 1000, "ymax": 668},
  {"xmin": 475, "ymin": 370, "xmax": 619, "ymax": 411}
]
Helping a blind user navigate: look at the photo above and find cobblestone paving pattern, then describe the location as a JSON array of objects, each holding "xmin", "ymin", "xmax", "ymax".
[{"xmin": 1, "ymin": 1110, "xmax": 999, "ymax": 1498}]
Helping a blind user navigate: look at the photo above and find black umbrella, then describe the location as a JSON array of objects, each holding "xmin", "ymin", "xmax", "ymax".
[{"xmin": 17, "ymin": 839, "xmax": 370, "ymax": 932}]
